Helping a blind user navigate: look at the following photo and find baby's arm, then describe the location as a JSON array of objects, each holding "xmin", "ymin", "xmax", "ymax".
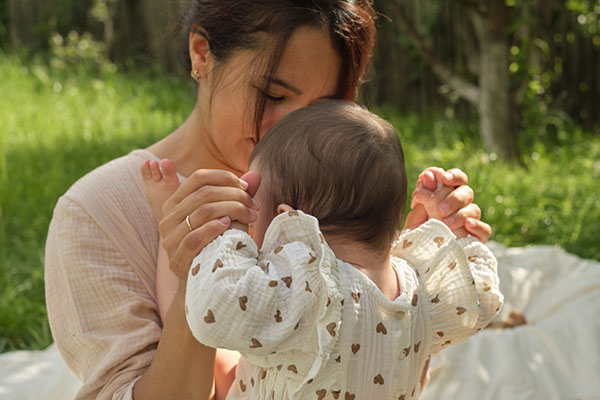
[
  {"xmin": 185, "ymin": 212, "xmax": 333, "ymax": 356},
  {"xmin": 214, "ymin": 348, "xmax": 240, "ymax": 400},
  {"xmin": 456, "ymin": 236, "xmax": 503, "ymax": 332},
  {"xmin": 393, "ymin": 220, "xmax": 503, "ymax": 353}
]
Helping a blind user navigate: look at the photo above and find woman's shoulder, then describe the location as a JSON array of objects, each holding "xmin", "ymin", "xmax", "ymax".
[
  {"xmin": 59, "ymin": 150, "xmax": 157, "ymax": 213},
  {"xmin": 50, "ymin": 149, "xmax": 159, "ymax": 246}
]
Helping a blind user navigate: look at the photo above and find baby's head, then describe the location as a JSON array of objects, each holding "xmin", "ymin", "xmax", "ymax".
[{"xmin": 249, "ymin": 100, "xmax": 407, "ymax": 252}]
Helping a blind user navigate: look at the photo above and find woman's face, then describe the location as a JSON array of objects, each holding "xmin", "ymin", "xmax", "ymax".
[{"xmin": 200, "ymin": 26, "xmax": 341, "ymax": 175}]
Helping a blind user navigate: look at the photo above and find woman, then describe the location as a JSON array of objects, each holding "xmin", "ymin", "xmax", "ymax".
[{"xmin": 45, "ymin": 1, "xmax": 490, "ymax": 399}]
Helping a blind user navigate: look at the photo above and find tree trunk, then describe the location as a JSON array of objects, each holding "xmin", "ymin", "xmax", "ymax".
[
  {"xmin": 103, "ymin": 0, "xmax": 119, "ymax": 59},
  {"xmin": 478, "ymin": 38, "xmax": 517, "ymax": 160},
  {"xmin": 469, "ymin": 4, "xmax": 518, "ymax": 161},
  {"xmin": 8, "ymin": 0, "xmax": 35, "ymax": 47},
  {"xmin": 139, "ymin": 0, "xmax": 181, "ymax": 71}
]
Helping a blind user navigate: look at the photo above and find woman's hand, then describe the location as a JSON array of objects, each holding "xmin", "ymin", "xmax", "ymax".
[
  {"xmin": 159, "ymin": 169, "xmax": 261, "ymax": 282},
  {"xmin": 405, "ymin": 167, "xmax": 491, "ymax": 243}
]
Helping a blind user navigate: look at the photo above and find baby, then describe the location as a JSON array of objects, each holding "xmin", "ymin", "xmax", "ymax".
[{"xmin": 142, "ymin": 101, "xmax": 503, "ymax": 399}]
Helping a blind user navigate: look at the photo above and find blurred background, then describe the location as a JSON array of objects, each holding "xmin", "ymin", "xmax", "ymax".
[{"xmin": 0, "ymin": 0, "xmax": 599, "ymax": 354}]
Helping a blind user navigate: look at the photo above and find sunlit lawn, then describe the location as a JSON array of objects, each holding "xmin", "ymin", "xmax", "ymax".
[{"xmin": 1, "ymin": 52, "xmax": 599, "ymax": 353}]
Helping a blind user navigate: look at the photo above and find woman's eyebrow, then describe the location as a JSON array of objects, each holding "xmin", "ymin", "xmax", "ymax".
[
  {"xmin": 262, "ymin": 77, "xmax": 336, "ymax": 99},
  {"xmin": 264, "ymin": 77, "xmax": 302, "ymax": 95}
]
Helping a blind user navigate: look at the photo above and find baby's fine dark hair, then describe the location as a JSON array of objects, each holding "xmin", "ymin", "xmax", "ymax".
[{"xmin": 250, "ymin": 101, "xmax": 407, "ymax": 251}]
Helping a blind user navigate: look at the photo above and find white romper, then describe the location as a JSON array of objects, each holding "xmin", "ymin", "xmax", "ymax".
[{"xmin": 185, "ymin": 211, "xmax": 503, "ymax": 400}]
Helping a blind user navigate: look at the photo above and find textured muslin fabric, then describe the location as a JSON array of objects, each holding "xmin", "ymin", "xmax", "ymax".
[
  {"xmin": 44, "ymin": 149, "xmax": 165, "ymax": 400},
  {"xmin": 185, "ymin": 212, "xmax": 502, "ymax": 399}
]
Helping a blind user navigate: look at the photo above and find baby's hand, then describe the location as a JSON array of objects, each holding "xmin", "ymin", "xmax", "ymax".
[
  {"xmin": 409, "ymin": 167, "xmax": 471, "ymax": 238},
  {"xmin": 140, "ymin": 159, "xmax": 180, "ymax": 221},
  {"xmin": 412, "ymin": 168, "xmax": 448, "ymax": 220}
]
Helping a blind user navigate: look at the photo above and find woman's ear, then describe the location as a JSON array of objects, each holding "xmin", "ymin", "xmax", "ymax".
[
  {"xmin": 277, "ymin": 204, "xmax": 294, "ymax": 214},
  {"xmin": 189, "ymin": 27, "xmax": 213, "ymax": 79}
]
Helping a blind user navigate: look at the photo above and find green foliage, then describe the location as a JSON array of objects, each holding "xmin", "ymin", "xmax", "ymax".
[
  {"xmin": 566, "ymin": 0, "xmax": 600, "ymax": 37},
  {"xmin": 1, "ymin": 54, "xmax": 598, "ymax": 353},
  {"xmin": 89, "ymin": 0, "xmax": 119, "ymax": 24},
  {"xmin": 506, "ymin": 0, "xmax": 600, "ymax": 129},
  {"xmin": 0, "ymin": 52, "xmax": 194, "ymax": 352},
  {"xmin": 377, "ymin": 105, "xmax": 600, "ymax": 261},
  {"xmin": 49, "ymin": 31, "xmax": 114, "ymax": 75}
]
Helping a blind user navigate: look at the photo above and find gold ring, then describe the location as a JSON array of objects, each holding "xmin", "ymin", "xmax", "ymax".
[{"xmin": 185, "ymin": 215, "xmax": 193, "ymax": 232}]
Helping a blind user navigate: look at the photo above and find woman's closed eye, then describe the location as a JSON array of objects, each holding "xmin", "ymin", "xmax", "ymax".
[
  {"xmin": 266, "ymin": 94, "xmax": 285, "ymax": 102},
  {"xmin": 253, "ymin": 85, "xmax": 286, "ymax": 103}
]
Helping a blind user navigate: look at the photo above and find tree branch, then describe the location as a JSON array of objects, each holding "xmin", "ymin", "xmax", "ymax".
[{"xmin": 391, "ymin": 0, "xmax": 481, "ymax": 105}]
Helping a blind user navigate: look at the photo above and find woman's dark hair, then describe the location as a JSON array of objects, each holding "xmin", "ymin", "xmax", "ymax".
[
  {"xmin": 176, "ymin": 0, "xmax": 377, "ymax": 138},
  {"xmin": 250, "ymin": 100, "xmax": 407, "ymax": 251}
]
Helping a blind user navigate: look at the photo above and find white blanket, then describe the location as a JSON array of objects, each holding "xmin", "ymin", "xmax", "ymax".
[
  {"xmin": 0, "ymin": 343, "xmax": 80, "ymax": 400},
  {"xmin": 1, "ymin": 242, "xmax": 599, "ymax": 400},
  {"xmin": 423, "ymin": 242, "xmax": 600, "ymax": 400}
]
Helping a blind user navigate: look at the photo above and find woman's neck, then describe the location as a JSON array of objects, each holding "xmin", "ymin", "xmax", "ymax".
[
  {"xmin": 326, "ymin": 236, "xmax": 399, "ymax": 301},
  {"xmin": 147, "ymin": 107, "xmax": 243, "ymax": 178}
]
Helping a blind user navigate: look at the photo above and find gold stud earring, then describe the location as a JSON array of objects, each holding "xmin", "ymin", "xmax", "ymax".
[{"xmin": 190, "ymin": 69, "xmax": 200, "ymax": 82}]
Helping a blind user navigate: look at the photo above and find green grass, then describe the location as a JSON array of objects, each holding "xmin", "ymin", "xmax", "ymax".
[
  {"xmin": 1, "ymin": 53, "xmax": 599, "ymax": 353},
  {"xmin": 377, "ymin": 108, "xmax": 600, "ymax": 259},
  {"xmin": 0, "ymin": 53, "xmax": 195, "ymax": 352}
]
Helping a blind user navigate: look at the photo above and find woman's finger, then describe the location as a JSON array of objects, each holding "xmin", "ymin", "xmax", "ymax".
[
  {"xmin": 465, "ymin": 218, "xmax": 492, "ymax": 243},
  {"xmin": 160, "ymin": 185, "xmax": 258, "ymax": 236},
  {"xmin": 163, "ymin": 169, "xmax": 248, "ymax": 214},
  {"xmin": 441, "ymin": 168, "xmax": 468, "ymax": 187},
  {"xmin": 188, "ymin": 199, "xmax": 258, "ymax": 227},
  {"xmin": 168, "ymin": 217, "xmax": 231, "ymax": 280},
  {"xmin": 437, "ymin": 185, "xmax": 474, "ymax": 218},
  {"xmin": 442, "ymin": 203, "xmax": 482, "ymax": 231},
  {"xmin": 161, "ymin": 199, "xmax": 258, "ymax": 257}
]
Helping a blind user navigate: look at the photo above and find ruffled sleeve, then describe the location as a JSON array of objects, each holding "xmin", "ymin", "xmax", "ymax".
[
  {"xmin": 391, "ymin": 219, "xmax": 503, "ymax": 354},
  {"xmin": 185, "ymin": 211, "xmax": 342, "ymax": 363}
]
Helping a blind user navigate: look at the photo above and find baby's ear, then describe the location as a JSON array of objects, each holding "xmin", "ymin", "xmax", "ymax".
[{"xmin": 277, "ymin": 204, "xmax": 294, "ymax": 214}]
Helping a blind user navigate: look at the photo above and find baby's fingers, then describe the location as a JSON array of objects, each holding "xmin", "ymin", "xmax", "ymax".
[
  {"xmin": 417, "ymin": 167, "xmax": 446, "ymax": 191},
  {"xmin": 404, "ymin": 204, "xmax": 428, "ymax": 231}
]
